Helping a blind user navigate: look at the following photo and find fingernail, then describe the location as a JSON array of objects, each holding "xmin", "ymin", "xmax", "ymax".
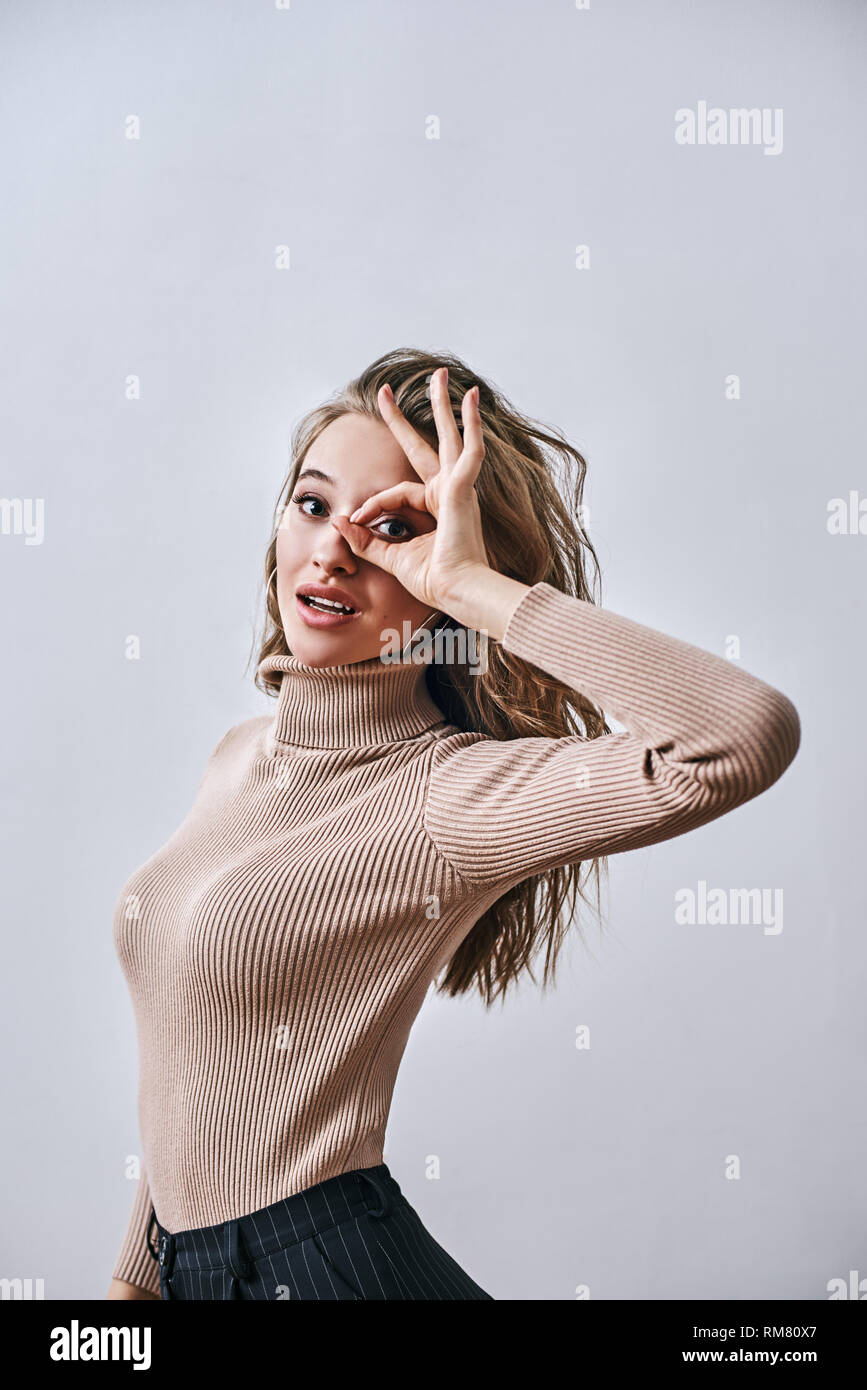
[{"xmin": 383, "ymin": 383, "xmax": 393, "ymax": 399}]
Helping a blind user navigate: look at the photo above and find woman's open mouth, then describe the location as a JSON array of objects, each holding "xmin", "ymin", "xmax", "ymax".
[{"xmin": 295, "ymin": 589, "xmax": 360, "ymax": 627}]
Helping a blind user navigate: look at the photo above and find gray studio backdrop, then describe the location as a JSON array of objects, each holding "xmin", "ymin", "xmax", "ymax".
[{"xmin": 1, "ymin": 0, "xmax": 863, "ymax": 1300}]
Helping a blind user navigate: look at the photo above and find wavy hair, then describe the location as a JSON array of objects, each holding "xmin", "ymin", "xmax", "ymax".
[{"xmin": 248, "ymin": 347, "xmax": 611, "ymax": 1007}]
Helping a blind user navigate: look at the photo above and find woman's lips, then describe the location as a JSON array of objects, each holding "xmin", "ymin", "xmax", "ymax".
[{"xmin": 295, "ymin": 594, "xmax": 361, "ymax": 628}]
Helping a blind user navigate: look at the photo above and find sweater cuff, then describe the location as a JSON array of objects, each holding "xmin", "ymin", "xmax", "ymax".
[{"xmin": 112, "ymin": 1171, "xmax": 161, "ymax": 1297}]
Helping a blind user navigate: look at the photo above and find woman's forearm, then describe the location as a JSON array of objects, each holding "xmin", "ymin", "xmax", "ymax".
[{"xmin": 440, "ymin": 564, "xmax": 530, "ymax": 640}]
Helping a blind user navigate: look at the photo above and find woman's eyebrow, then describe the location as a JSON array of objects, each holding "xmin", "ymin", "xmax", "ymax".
[
  {"xmin": 296, "ymin": 468, "xmax": 335, "ymax": 485},
  {"xmin": 295, "ymin": 467, "xmax": 418, "ymax": 512}
]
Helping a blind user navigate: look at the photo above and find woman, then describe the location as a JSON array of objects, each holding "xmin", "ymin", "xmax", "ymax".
[{"xmin": 107, "ymin": 349, "xmax": 800, "ymax": 1300}]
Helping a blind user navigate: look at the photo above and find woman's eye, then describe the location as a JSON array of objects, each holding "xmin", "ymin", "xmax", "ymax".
[
  {"xmin": 290, "ymin": 493, "xmax": 413, "ymax": 541},
  {"xmin": 292, "ymin": 493, "xmax": 326, "ymax": 517},
  {"xmin": 370, "ymin": 516, "xmax": 413, "ymax": 541}
]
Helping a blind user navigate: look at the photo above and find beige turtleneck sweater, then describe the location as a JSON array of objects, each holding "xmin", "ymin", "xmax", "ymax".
[{"xmin": 111, "ymin": 581, "xmax": 800, "ymax": 1293}]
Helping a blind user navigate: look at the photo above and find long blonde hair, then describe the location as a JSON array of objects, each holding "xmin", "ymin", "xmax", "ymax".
[{"xmin": 249, "ymin": 347, "xmax": 611, "ymax": 1006}]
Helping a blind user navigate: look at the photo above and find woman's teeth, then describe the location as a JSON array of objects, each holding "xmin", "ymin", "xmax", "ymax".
[{"xmin": 301, "ymin": 595, "xmax": 354, "ymax": 613}]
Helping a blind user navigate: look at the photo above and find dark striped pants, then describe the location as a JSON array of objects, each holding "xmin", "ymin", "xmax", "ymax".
[{"xmin": 146, "ymin": 1163, "xmax": 493, "ymax": 1300}]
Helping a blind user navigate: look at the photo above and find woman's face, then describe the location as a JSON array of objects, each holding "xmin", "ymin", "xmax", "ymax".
[{"xmin": 275, "ymin": 411, "xmax": 438, "ymax": 667}]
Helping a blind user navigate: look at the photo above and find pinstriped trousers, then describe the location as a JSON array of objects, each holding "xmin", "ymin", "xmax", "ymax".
[{"xmin": 146, "ymin": 1164, "xmax": 494, "ymax": 1300}]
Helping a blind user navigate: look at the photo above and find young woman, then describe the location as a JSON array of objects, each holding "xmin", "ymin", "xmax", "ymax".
[{"xmin": 107, "ymin": 349, "xmax": 800, "ymax": 1300}]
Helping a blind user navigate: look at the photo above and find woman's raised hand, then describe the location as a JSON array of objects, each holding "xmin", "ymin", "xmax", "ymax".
[{"xmin": 329, "ymin": 367, "xmax": 490, "ymax": 612}]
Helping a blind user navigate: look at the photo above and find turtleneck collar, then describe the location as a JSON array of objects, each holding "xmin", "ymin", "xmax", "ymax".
[{"xmin": 257, "ymin": 650, "xmax": 447, "ymax": 750}]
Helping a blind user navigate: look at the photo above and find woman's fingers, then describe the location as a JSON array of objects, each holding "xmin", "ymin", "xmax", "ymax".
[
  {"xmin": 375, "ymin": 370, "xmax": 483, "ymax": 497},
  {"xmin": 349, "ymin": 480, "xmax": 429, "ymax": 524},
  {"xmin": 451, "ymin": 384, "xmax": 485, "ymax": 488},
  {"xmin": 330, "ymin": 514, "xmax": 421, "ymax": 580},
  {"xmin": 430, "ymin": 367, "xmax": 464, "ymax": 464},
  {"xmin": 378, "ymin": 385, "xmax": 440, "ymax": 482}
]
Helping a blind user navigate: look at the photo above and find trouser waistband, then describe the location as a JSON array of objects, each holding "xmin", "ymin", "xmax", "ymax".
[{"xmin": 146, "ymin": 1163, "xmax": 403, "ymax": 1280}]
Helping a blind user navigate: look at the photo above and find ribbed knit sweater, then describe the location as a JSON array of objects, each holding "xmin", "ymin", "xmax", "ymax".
[{"xmin": 111, "ymin": 581, "xmax": 800, "ymax": 1293}]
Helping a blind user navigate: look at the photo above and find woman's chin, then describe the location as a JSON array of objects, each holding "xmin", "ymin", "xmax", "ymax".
[{"xmin": 284, "ymin": 625, "xmax": 377, "ymax": 668}]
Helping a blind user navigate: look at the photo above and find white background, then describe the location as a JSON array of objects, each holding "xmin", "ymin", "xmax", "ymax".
[{"xmin": 0, "ymin": 0, "xmax": 863, "ymax": 1299}]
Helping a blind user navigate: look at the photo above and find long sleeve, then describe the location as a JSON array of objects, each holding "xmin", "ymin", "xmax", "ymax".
[
  {"xmin": 111, "ymin": 1164, "xmax": 161, "ymax": 1296},
  {"xmin": 424, "ymin": 582, "xmax": 801, "ymax": 890}
]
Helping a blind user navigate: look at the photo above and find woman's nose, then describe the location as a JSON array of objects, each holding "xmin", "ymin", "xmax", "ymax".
[{"xmin": 312, "ymin": 519, "xmax": 358, "ymax": 569}]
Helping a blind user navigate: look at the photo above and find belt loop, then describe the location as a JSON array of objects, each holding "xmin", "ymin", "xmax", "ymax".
[
  {"xmin": 223, "ymin": 1219, "xmax": 251, "ymax": 1281},
  {"xmin": 360, "ymin": 1170, "xmax": 393, "ymax": 1220}
]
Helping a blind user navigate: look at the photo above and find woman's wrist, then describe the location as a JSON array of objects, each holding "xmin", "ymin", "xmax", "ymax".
[{"xmin": 437, "ymin": 565, "xmax": 531, "ymax": 642}]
